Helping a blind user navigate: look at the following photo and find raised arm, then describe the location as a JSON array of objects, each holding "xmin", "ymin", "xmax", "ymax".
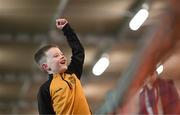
[{"xmin": 56, "ymin": 19, "xmax": 85, "ymax": 79}]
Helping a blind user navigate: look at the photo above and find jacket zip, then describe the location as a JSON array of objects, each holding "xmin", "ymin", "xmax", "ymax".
[{"xmin": 60, "ymin": 74, "xmax": 72, "ymax": 89}]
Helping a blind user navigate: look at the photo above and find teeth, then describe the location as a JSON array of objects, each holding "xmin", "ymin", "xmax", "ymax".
[{"xmin": 60, "ymin": 60, "xmax": 65, "ymax": 64}]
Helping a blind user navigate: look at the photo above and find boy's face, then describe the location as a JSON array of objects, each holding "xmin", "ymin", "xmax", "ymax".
[{"xmin": 44, "ymin": 47, "xmax": 67, "ymax": 74}]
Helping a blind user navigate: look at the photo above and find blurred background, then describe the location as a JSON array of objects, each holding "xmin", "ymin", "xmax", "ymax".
[{"xmin": 0, "ymin": 0, "xmax": 179, "ymax": 114}]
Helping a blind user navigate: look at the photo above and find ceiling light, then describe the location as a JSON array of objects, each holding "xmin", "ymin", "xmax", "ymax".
[
  {"xmin": 156, "ymin": 65, "xmax": 163, "ymax": 75},
  {"xmin": 92, "ymin": 56, "xmax": 110, "ymax": 76},
  {"xmin": 129, "ymin": 8, "xmax": 149, "ymax": 31}
]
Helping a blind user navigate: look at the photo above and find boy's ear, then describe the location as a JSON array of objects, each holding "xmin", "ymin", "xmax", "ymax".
[{"xmin": 41, "ymin": 64, "xmax": 48, "ymax": 72}]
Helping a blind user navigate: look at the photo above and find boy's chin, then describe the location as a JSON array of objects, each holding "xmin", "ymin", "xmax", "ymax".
[{"xmin": 59, "ymin": 67, "xmax": 67, "ymax": 73}]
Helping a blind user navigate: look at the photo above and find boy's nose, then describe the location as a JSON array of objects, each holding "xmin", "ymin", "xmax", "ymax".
[{"xmin": 60, "ymin": 55, "xmax": 64, "ymax": 59}]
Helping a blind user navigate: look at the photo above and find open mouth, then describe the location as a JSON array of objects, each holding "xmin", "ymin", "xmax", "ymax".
[{"xmin": 60, "ymin": 60, "xmax": 66, "ymax": 64}]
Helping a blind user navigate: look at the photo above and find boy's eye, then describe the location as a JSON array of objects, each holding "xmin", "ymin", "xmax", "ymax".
[{"xmin": 54, "ymin": 54, "xmax": 59, "ymax": 57}]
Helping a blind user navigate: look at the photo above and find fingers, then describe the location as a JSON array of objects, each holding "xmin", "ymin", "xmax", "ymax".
[
  {"xmin": 56, "ymin": 19, "xmax": 68, "ymax": 29},
  {"xmin": 56, "ymin": 19, "xmax": 67, "ymax": 25}
]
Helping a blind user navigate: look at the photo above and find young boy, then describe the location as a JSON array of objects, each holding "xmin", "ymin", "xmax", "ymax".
[{"xmin": 34, "ymin": 19, "xmax": 91, "ymax": 114}]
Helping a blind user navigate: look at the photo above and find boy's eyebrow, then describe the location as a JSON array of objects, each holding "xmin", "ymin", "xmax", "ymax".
[
  {"xmin": 53, "ymin": 52, "xmax": 63, "ymax": 56},
  {"xmin": 53, "ymin": 53, "xmax": 59, "ymax": 56}
]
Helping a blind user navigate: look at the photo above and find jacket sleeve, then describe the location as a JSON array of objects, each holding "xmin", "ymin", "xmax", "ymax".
[
  {"xmin": 37, "ymin": 84, "xmax": 55, "ymax": 114},
  {"xmin": 62, "ymin": 23, "xmax": 85, "ymax": 79}
]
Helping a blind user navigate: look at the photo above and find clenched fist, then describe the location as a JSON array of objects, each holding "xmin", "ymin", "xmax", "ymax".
[{"xmin": 56, "ymin": 19, "xmax": 68, "ymax": 30}]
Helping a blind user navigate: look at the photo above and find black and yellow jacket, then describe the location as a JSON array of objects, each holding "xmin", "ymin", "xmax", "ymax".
[{"xmin": 37, "ymin": 24, "xmax": 91, "ymax": 114}]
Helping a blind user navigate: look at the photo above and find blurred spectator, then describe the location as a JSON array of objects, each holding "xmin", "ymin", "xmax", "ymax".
[{"xmin": 139, "ymin": 71, "xmax": 180, "ymax": 114}]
